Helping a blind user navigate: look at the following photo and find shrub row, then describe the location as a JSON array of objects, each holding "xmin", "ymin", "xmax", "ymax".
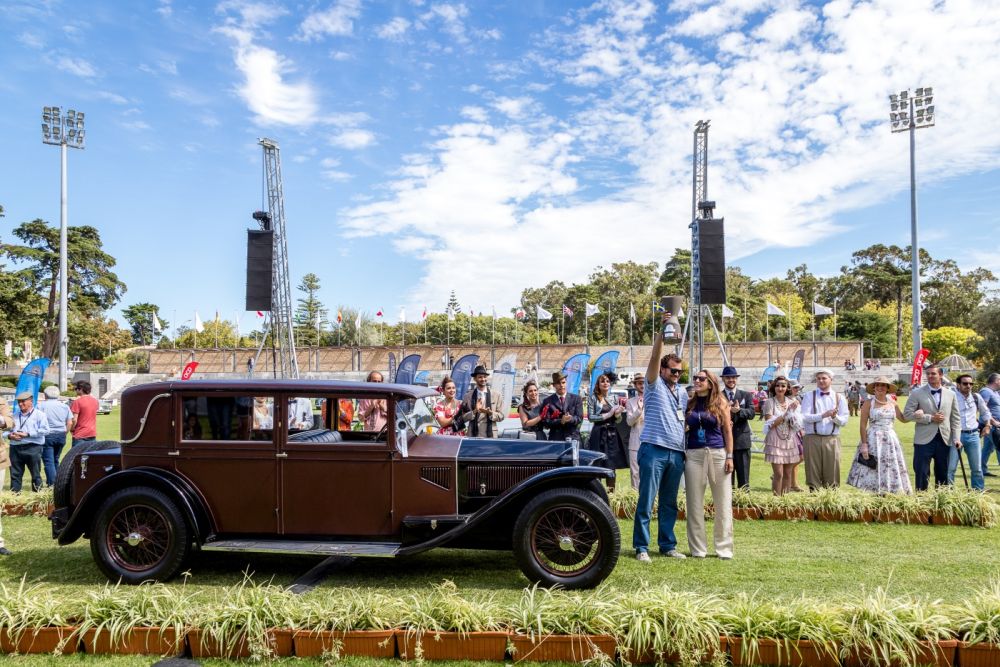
[{"xmin": 2, "ymin": 579, "xmax": 1000, "ymax": 664}]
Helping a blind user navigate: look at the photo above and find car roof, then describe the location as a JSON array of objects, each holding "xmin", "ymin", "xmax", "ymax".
[{"xmin": 122, "ymin": 379, "xmax": 439, "ymax": 401}]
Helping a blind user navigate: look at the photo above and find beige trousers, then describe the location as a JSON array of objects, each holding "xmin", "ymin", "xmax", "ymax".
[
  {"xmin": 803, "ymin": 434, "xmax": 841, "ymax": 489},
  {"xmin": 0, "ymin": 468, "xmax": 5, "ymax": 548},
  {"xmin": 684, "ymin": 448, "xmax": 733, "ymax": 558},
  {"xmin": 629, "ymin": 445, "xmax": 640, "ymax": 489}
]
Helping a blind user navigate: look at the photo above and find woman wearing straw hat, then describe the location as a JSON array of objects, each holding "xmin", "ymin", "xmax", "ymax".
[{"xmin": 846, "ymin": 376, "xmax": 912, "ymax": 494}]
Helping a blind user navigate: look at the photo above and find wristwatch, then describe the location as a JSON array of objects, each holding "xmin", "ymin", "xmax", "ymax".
[{"xmin": 725, "ymin": 453, "xmax": 733, "ymax": 460}]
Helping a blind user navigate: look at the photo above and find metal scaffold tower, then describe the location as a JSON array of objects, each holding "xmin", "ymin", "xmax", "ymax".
[
  {"xmin": 688, "ymin": 120, "xmax": 709, "ymax": 373},
  {"xmin": 254, "ymin": 137, "xmax": 299, "ymax": 378}
]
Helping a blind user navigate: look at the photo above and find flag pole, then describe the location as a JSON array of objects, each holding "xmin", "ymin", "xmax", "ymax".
[
  {"xmin": 788, "ymin": 297, "xmax": 793, "ymax": 342},
  {"xmin": 812, "ymin": 294, "xmax": 816, "ymax": 343},
  {"xmin": 561, "ymin": 306, "xmax": 565, "ymax": 345},
  {"xmin": 743, "ymin": 296, "xmax": 747, "ymax": 343},
  {"xmin": 607, "ymin": 302, "xmax": 611, "ymax": 344},
  {"xmin": 834, "ymin": 298, "xmax": 838, "ymax": 341}
]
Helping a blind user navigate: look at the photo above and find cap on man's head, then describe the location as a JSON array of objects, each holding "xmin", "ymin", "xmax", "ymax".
[
  {"xmin": 43, "ymin": 386, "xmax": 61, "ymax": 399},
  {"xmin": 721, "ymin": 366, "xmax": 740, "ymax": 378},
  {"xmin": 633, "ymin": 372, "xmax": 644, "ymax": 381},
  {"xmin": 552, "ymin": 371, "xmax": 567, "ymax": 383},
  {"xmin": 15, "ymin": 390, "xmax": 33, "ymax": 401},
  {"xmin": 813, "ymin": 368, "xmax": 834, "ymax": 381}
]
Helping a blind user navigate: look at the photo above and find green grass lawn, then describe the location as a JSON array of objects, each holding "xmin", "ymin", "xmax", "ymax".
[{"xmin": 2, "ymin": 408, "xmax": 999, "ymax": 609}]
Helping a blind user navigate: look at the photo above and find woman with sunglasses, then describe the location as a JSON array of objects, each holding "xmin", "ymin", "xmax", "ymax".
[
  {"xmin": 684, "ymin": 369, "xmax": 734, "ymax": 560},
  {"xmin": 846, "ymin": 376, "xmax": 912, "ymax": 494},
  {"xmin": 762, "ymin": 376, "xmax": 802, "ymax": 495}
]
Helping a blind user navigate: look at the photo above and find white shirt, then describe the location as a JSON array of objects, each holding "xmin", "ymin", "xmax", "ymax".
[
  {"xmin": 954, "ymin": 389, "xmax": 988, "ymax": 431},
  {"xmin": 801, "ymin": 388, "xmax": 849, "ymax": 436}
]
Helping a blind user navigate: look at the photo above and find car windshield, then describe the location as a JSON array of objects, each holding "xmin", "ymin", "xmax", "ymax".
[{"xmin": 396, "ymin": 396, "xmax": 437, "ymax": 436}]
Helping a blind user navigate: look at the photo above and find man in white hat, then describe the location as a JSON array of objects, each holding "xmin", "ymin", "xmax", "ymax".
[
  {"xmin": 800, "ymin": 369, "xmax": 848, "ymax": 489},
  {"xmin": 37, "ymin": 385, "xmax": 72, "ymax": 487},
  {"xmin": 7, "ymin": 390, "xmax": 50, "ymax": 493}
]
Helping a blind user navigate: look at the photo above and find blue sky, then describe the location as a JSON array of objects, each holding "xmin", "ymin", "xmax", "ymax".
[{"xmin": 1, "ymin": 0, "xmax": 999, "ymax": 333}]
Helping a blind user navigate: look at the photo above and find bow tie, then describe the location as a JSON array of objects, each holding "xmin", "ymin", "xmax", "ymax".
[
  {"xmin": 820, "ymin": 391, "xmax": 829, "ymax": 396},
  {"xmin": 931, "ymin": 389, "xmax": 941, "ymax": 394}
]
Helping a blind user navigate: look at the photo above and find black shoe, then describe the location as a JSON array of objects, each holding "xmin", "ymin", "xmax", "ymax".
[
  {"xmin": 985, "ymin": 471, "xmax": 997, "ymax": 477},
  {"xmin": 0, "ymin": 547, "xmax": 12, "ymax": 556}
]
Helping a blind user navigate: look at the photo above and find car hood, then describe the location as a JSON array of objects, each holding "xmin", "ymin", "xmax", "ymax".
[{"xmin": 456, "ymin": 437, "xmax": 605, "ymax": 466}]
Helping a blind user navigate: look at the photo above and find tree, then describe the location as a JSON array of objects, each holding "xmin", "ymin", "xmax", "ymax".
[
  {"xmin": 174, "ymin": 319, "xmax": 240, "ymax": 349},
  {"xmin": 973, "ymin": 302, "xmax": 1000, "ymax": 374},
  {"xmin": 0, "ymin": 263, "xmax": 44, "ymax": 349},
  {"xmin": 836, "ymin": 310, "xmax": 896, "ymax": 358},
  {"xmin": 122, "ymin": 303, "xmax": 168, "ymax": 345},
  {"xmin": 294, "ymin": 273, "xmax": 325, "ymax": 346},
  {"xmin": 921, "ymin": 260, "xmax": 996, "ymax": 330},
  {"xmin": 446, "ymin": 290, "xmax": 460, "ymax": 314},
  {"xmin": 68, "ymin": 314, "xmax": 132, "ymax": 360},
  {"xmin": 2, "ymin": 219, "xmax": 126, "ymax": 358},
  {"xmin": 786, "ymin": 264, "xmax": 823, "ymax": 306},
  {"xmin": 847, "ymin": 244, "xmax": 930, "ymax": 360},
  {"xmin": 654, "ymin": 249, "xmax": 690, "ymax": 299},
  {"xmin": 923, "ymin": 326, "xmax": 983, "ymax": 359}
]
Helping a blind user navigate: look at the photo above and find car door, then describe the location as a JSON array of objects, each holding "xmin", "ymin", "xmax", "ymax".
[
  {"xmin": 171, "ymin": 392, "xmax": 279, "ymax": 535},
  {"xmin": 278, "ymin": 394, "xmax": 395, "ymax": 537}
]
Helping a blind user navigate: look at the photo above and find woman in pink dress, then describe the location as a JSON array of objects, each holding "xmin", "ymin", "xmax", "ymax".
[
  {"xmin": 434, "ymin": 376, "xmax": 464, "ymax": 436},
  {"xmin": 762, "ymin": 376, "xmax": 803, "ymax": 495}
]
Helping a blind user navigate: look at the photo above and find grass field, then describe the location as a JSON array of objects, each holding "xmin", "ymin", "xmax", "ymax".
[{"xmin": 2, "ymin": 409, "xmax": 999, "ymax": 608}]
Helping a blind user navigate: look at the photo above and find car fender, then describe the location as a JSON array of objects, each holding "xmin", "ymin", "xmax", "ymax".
[
  {"xmin": 55, "ymin": 467, "xmax": 212, "ymax": 546},
  {"xmin": 398, "ymin": 466, "xmax": 613, "ymax": 556}
]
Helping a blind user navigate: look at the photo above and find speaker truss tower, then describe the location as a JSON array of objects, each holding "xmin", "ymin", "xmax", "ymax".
[{"xmin": 253, "ymin": 138, "xmax": 299, "ymax": 378}]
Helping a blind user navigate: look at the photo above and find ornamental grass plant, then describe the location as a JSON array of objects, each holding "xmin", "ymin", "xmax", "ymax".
[
  {"xmin": 841, "ymin": 587, "xmax": 954, "ymax": 666},
  {"xmin": 190, "ymin": 574, "xmax": 296, "ymax": 660},
  {"xmin": 956, "ymin": 579, "xmax": 1000, "ymax": 646},
  {"xmin": 77, "ymin": 582, "xmax": 195, "ymax": 650},
  {"xmin": 614, "ymin": 586, "xmax": 727, "ymax": 666},
  {"xmin": 395, "ymin": 581, "xmax": 503, "ymax": 635},
  {"xmin": 0, "ymin": 578, "xmax": 72, "ymax": 638}
]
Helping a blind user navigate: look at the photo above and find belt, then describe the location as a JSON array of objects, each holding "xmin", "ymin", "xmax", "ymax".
[{"xmin": 961, "ymin": 428, "xmax": 980, "ymax": 434}]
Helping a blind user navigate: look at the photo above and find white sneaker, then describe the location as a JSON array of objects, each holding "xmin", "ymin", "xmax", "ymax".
[
  {"xmin": 663, "ymin": 549, "xmax": 687, "ymax": 559},
  {"xmin": 636, "ymin": 551, "xmax": 652, "ymax": 563}
]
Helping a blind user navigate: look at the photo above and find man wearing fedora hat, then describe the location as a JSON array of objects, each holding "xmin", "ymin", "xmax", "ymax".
[
  {"xmin": 540, "ymin": 371, "xmax": 583, "ymax": 442},
  {"xmin": 460, "ymin": 365, "xmax": 505, "ymax": 438},
  {"xmin": 800, "ymin": 369, "xmax": 849, "ymax": 489},
  {"xmin": 721, "ymin": 366, "xmax": 756, "ymax": 489}
]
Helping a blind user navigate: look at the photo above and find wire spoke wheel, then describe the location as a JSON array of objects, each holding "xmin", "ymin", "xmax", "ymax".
[
  {"xmin": 106, "ymin": 503, "xmax": 174, "ymax": 572},
  {"xmin": 530, "ymin": 504, "xmax": 602, "ymax": 575}
]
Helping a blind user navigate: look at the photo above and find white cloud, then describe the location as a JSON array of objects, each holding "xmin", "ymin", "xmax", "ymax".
[
  {"xmin": 18, "ymin": 32, "xmax": 44, "ymax": 49},
  {"xmin": 330, "ymin": 129, "xmax": 376, "ymax": 149},
  {"xmin": 120, "ymin": 119, "xmax": 151, "ymax": 131},
  {"xmin": 55, "ymin": 56, "xmax": 97, "ymax": 78},
  {"xmin": 297, "ymin": 0, "xmax": 362, "ymax": 41},
  {"xmin": 330, "ymin": 50, "xmax": 354, "ymax": 60},
  {"xmin": 96, "ymin": 91, "xmax": 129, "ymax": 104},
  {"xmin": 215, "ymin": 2, "xmax": 319, "ymax": 126},
  {"xmin": 376, "ymin": 17, "xmax": 411, "ymax": 41},
  {"xmin": 157, "ymin": 0, "xmax": 173, "ymax": 18},
  {"xmin": 333, "ymin": 0, "xmax": 1000, "ymax": 312}
]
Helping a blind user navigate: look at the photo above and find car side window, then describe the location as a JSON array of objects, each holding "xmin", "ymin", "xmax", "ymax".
[{"xmin": 181, "ymin": 394, "xmax": 272, "ymax": 442}]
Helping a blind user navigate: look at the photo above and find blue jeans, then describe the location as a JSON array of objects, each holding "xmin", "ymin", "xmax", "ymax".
[
  {"xmin": 983, "ymin": 429, "xmax": 1000, "ymax": 474},
  {"xmin": 948, "ymin": 431, "xmax": 984, "ymax": 490},
  {"xmin": 42, "ymin": 432, "xmax": 67, "ymax": 486},
  {"xmin": 632, "ymin": 443, "xmax": 685, "ymax": 553}
]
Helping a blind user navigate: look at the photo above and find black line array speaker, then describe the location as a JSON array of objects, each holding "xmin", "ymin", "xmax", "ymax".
[
  {"xmin": 698, "ymin": 218, "xmax": 726, "ymax": 304},
  {"xmin": 246, "ymin": 230, "xmax": 273, "ymax": 312}
]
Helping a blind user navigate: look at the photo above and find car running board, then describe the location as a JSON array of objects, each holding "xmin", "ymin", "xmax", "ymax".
[{"xmin": 201, "ymin": 539, "xmax": 401, "ymax": 557}]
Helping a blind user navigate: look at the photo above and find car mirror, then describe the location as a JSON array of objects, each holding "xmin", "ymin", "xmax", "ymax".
[{"xmin": 396, "ymin": 419, "xmax": 409, "ymax": 458}]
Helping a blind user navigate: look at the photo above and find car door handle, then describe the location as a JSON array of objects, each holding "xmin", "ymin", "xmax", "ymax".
[
  {"xmin": 167, "ymin": 450, "xmax": 180, "ymax": 456},
  {"xmin": 276, "ymin": 452, "xmax": 288, "ymax": 458}
]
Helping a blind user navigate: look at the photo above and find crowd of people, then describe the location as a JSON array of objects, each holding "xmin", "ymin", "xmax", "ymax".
[{"xmin": 0, "ymin": 380, "xmax": 100, "ymax": 556}]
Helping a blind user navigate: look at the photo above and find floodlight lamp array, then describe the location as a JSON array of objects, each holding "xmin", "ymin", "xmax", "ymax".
[
  {"xmin": 41, "ymin": 106, "xmax": 86, "ymax": 148},
  {"xmin": 888, "ymin": 86, "xmax": 934, "ymax": 132}
]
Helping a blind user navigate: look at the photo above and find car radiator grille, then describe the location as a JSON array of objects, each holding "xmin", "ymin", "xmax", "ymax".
[
  {"xmin": 420, "ymin": 466, "xmax": 453, "ymax": 490},
  {"xmin": 466, "ymin": 465, "xmax": 554, "ymax": 495}
]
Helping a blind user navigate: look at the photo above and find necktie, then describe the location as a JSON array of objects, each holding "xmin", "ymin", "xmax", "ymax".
[{"xmin": 727, "ymin": 390, "xmax": 734, "ymax": 402}]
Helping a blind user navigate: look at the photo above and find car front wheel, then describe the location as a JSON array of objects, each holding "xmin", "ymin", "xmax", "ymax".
[
  {"xmin": 90, "ymin": 487, "xmax": 190, "ymax": 584},
  {"xmin": 512, "ymin": 487, "xmax": 620, "ymax": 589}
]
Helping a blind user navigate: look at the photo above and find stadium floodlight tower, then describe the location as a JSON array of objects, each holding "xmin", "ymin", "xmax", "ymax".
[
  {"xmin": 889, "ymin": 86, "xmax": 935, "ymax": 360},
  {"xmin": 41, "ymin": 106, "xmax": 86, "ymax": 392}
]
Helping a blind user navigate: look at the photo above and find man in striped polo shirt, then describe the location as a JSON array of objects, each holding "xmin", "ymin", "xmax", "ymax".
[{"xmin": 633, "ymin": 315, "xmax": 688, "ymax": 562}]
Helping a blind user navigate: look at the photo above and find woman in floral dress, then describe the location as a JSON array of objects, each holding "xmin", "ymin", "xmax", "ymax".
[
  {"xmin": 433, "ymin": 376, "xmax": 464, "ymax": 436},
  {"xmin": 847, "ymin": 376, "xmax": 912, "ymax": 494},
  {"xmin": 762, "ymin": 376, "xmax": 802, "ymax": 495}
]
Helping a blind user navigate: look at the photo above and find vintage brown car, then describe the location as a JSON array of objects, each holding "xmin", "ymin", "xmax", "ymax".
[{"xmin": 50, "ymin": 380, "xmax": 620, "ymax": 589}]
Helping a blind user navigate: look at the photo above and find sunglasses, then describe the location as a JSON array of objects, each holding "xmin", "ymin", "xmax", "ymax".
[
  {"xmin": 693, "ymin": 376, "xmax": 708, "ymax": 382},
  {"xmin": 665, "ymin": 367, "xmax": 682, "ymax": 375},
  {"xmin": 960, "ymin": 382, "xmax": 973, "ymax": 386}
]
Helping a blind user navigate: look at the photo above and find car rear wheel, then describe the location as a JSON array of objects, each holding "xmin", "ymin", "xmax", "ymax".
[
  {"xmin": 90, "ymin": 487, "xmax": 190, "ymax": 584},
  {"xmin": 512, "ymin": 487, "xmax": 620, "ymax": 589}
]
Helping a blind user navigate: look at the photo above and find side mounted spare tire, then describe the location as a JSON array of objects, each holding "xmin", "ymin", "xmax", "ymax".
[{"xmin": 53, "ymin": 440, "xmax": 121, "ymax": 508}]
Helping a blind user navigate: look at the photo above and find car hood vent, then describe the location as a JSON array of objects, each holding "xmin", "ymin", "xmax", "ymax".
[
  {"xmin": 466, "ymin": 465, "xmax": 555, "ymax": 496},
  {"xmin": 420, "ymin": 466, "xmax": 453, "ymax": 490}
]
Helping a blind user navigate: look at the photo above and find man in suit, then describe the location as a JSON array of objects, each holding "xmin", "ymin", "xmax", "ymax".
[
  {"xmin": 460, "ymin": 365, "xmax": 505, "ymax": 438},
  {"xmin": 721, "ymin": 366, "xmax": 756, "ymax": 489},
  {"xmin": 540, "ymin": 371, "xmax": 583, "ymax": 441},
  {"xmin": 904, "ymin": 364, "xmax": 961, "ymax": 490}
]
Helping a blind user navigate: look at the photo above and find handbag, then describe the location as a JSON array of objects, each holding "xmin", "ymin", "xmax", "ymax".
[{"xmin": 856, "ymin": 450, "xmax": 877, "ymax": 470}]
